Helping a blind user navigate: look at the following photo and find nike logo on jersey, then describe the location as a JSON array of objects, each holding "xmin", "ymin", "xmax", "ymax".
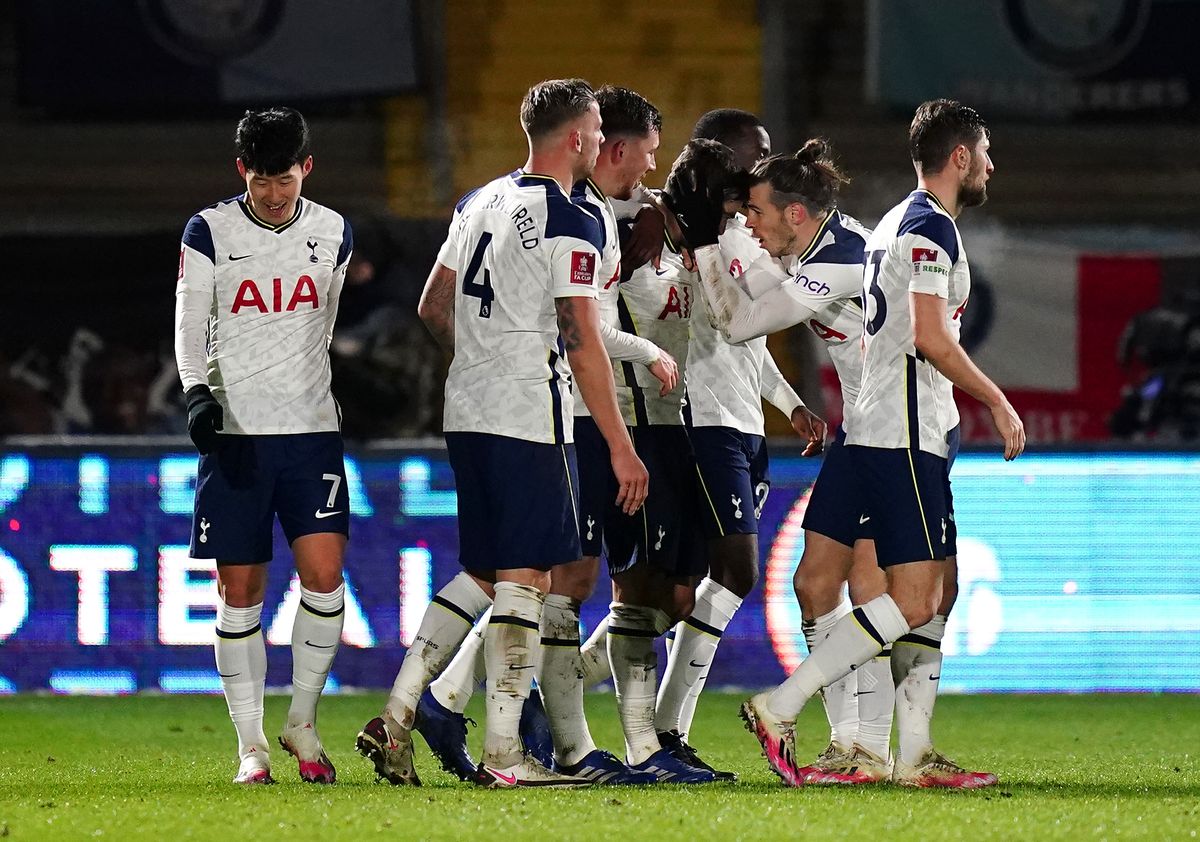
[
  {"xmin": 859, "ymin": 515, "xmax": 871, "ymax": 524},
  {"xmin": 228, "ymin": 253, "xmax": 252, "ymax": 261},
  {"xmin": 315, "ymin": 509, "xmax": 344, "ymax": 519},
  {"xmin": 305, "ymin": 640, "xmax": 336, "ymax": 649}
]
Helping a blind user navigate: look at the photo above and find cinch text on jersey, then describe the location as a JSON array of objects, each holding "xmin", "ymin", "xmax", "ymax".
[{"xmin": 475, "ymin": 192, "xmax": 540, "ymax": 250}]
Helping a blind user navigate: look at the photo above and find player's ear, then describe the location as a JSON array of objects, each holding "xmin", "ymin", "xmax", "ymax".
[
  {"xmin": 301, "ymin": 155, "xmax": 314, "ymax": 176},
  {"xmin": 953, "ymin": 144, "xmax": 970, "ymax": 172},
  {"xmin": 610, "ymin": 138, "xmax": 626, "ymax": 162},
  {"xmin": 568, "ymin": 127, "xmax": 583, "ymax": 154},
  {"xmin": 236, "ymin": 158, "xmax": 247, "ymax": 178}
]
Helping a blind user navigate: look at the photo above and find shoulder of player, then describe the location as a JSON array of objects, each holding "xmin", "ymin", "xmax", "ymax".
[
  {"xmin": 803, "ymin": 212, "xmax": 867, "ymax": 268},
  {"xmin": 542, "ymin": 184, "xmax": 603, "ymax": 252},
  {"xmin": 894, "ymin": 192, "xmax": 960, "ymax": 262}
]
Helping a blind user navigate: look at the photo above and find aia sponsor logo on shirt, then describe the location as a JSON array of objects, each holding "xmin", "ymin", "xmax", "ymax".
[
  {"xmin": 728, "ymin": 258, "xmax": 744, "ymax": 278},
  {"xmin": 570, "ymin": 251, "xmax": 596, "ymax": 285}
]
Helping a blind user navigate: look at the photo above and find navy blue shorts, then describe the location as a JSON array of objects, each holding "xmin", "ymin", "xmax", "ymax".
[
  {"xmin": 688, "ymin": 426, "xmax": 770, "ymax": 538},
  {"xmin": 801, "ymin": 427, "xmax": 871, "ymax": 548},
  {"xmin": 847, "ymin": 443, "xmax": 955, "ymax": 568},
  {"xmin": 190, "ymin": 432, "xmax": 349, "ymax": 564},
  {"xmin": 446, "ymin": 432, "xmax": 581, "ymax": 572},
  {"xmin": 574, "ymin": 415, "xmax": 623, "ymax": 561},
  {"xmin": 606, "ymin": 425, "xmax": 707, "ymax": 578}
]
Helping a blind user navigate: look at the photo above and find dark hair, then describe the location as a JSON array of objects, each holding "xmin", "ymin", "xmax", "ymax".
[
  {"xmin": 749, "ymin": 138, "xmax": 849, "ymax": 215},
  {"xmin": 520, "ymin": 78, "xmax": 597, "ymax": 140},
  {"xmin": 235, "ymin": 107, "xmax": 311, "ymax": 176},
  {"xmin": 690, "ymin": 108, "xmax": 763, "ymax": 145},
  {"xmin": 909, "ymin": 99, "xmax": 989, "ymax": 174},
  {"xmin": 595, "ymin": 85, "xmax": 662, "ymax": 139}
]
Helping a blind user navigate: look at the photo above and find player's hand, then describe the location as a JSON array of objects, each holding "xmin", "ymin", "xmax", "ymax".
[
  {"xmin": 185, "ymin": 384, "xmax": 223, "ymax": 455},
  {"xmin": 610, "ymin": 445, "xmax": 649, "ymax": 515},
  {"xmin": 648, "ymin": 350, "xmax": 679, "ymax": 397},
  {"xmin": 624, "ymin": 206, "xmax": 667, "ymax": 272},
  {"xmin": 990, "ymin": 398, "xmax": 1025, "ymax": 461},
  {"xmin": 662, "ymin": 139, "xmax": 749, "ymax": 250},
  {"xmin": 790, "ymin": 406, "xmax": 827, "ymax": 457}
]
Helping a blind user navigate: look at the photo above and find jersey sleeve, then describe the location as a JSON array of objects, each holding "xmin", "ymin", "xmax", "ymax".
[
  {"xmin": 174, "ymin": 213, "xmax": 216, "ymax": 391},
  {"xmin": 900, "ymin": 213, "xmax": 958, "ymax": 298},
  {"xmin": 759, "ymin": 350, "xmax": 805, "ymax": 416},
  {"xmin": 435, "ymin": 210, "xmax": 463, "ymax": 269},
  {"xmin": 548, "ymin": 208, "xmax": 603, "ymax": 299},
  {"xmin": 599, "ymin": 319, "xmax": 660, "ymax": 365}
]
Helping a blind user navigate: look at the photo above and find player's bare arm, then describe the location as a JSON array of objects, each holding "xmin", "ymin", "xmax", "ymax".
[
  {"xmin": 556, "ymin": 295, "xmax": 649, "ymax": 514},
  {"xmin": 911, "ymin": 291, "xmax": 1025, "ymax": 460},
  {"xmin": 417, "ymin": 261, "xmax": 457, "ymax": 354}
]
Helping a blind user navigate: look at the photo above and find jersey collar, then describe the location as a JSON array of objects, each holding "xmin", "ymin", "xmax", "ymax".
[
  {"xmin": 912, "ymin": 188, "xmax": 951, "ymax": 216},
  {"xmin": 796, "ymin": 209, "xmax": 837, "ymax": 263},
  {"xmin": 238, "ymin": 195, "xmax": 305, "ymax": 234}
]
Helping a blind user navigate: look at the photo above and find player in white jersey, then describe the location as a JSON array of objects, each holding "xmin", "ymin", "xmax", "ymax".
[
  {"xmin": 412, "ymin": 86, "xmax": 672, "ymax": 786},
  {"xmin": 631, "ymin": 111, "xmax": 820, "ymax": 777},
  {"xmin": 175, "ymin": 108, "xmax": 352, "ymax": 786},
  {"xmin": 683, "ymin": 140, "xmax": 899, "ymax": 784},
  {"xmin": 742, "ymin": 100, "xmax": 1025, "ymax": 789},
  {"xmin": 357, "ymin": 79, "xmax": 648, "ymax": 789}
]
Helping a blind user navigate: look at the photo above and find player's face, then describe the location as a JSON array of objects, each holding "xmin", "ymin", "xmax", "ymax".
[
  {"xmin": 574, "ymin": 101, "xmax": 605, "ymax": 181},
  {"xmin": 727, "ymin": 126, "xmax": 772, "ymax": 171},
  {"xmin": 612, "ymin": 129, "xmax": 660, "ymax": 200},
  {"xmin": 744, "ymin": 182, "xmax": 795, "ymax": 257},
  {"xmin": 959, "ymin": 135, "xmax": 993, "ymax": 209},
  {"xmin": 237, "ymin": 156, "xmax": 312, "ymax": 223}
]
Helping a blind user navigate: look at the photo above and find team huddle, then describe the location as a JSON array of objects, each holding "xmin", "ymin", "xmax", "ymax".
[{"xmin": 174, "ymin": 81, "xmax": 1024, "ymax": 790}]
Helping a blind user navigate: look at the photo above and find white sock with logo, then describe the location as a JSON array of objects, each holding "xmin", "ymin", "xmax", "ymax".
[
  {"xmin": 801, "ymin": 599, "xmax": 859, "ymax": 748},
  {"xmin": 655, "ymin": 578, "xmax": 742, "ymax": 736},
  {"xmin": 482, "ymin": 582, "xmax": 545, "ymax": 768},
  {"xmin": 892, "ymin": 614, "xmax": 946, "ymax": 765},
  {"xmin": 855, "ymin": 647, "xmax": 895, "ymax": 759},
  {"xmin": 385, "ymin": 572, "xmax": 491, "ymax": 729},
  {"xmin": 608, "ymin": 603, "xmax": 671, "ymax": 765},
  {"xmin": 287, "ymin": 583, "xmax": 344, "ymax": 728},
  {"xmin": 536, "ymin": 594, "xmax": 596, "ymax": 766},
  {"xmin": 215, "ymin": 600, "xmax": 268, "ymax": 759},
  {"xmin": 765, "ymin": 595, "xmax": 909, "ymax": 722},
  {"xmin": 429, "ymin": 607, "xmax": 489, "ymax": 715}
]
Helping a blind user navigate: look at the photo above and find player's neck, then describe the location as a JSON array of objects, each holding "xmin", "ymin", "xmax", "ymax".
[
  {"xmin": 523, "ymin": 154, "xmax": 575, "ymax": 194},
  {"xmin": 915, "ymin": 177, "xmax": 960, "ymax": 218}
]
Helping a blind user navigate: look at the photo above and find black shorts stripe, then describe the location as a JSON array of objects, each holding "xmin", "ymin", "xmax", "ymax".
[
  {"xmin": 852, "ymin": 607, "xmax": 886, "ymax": 647},
  {"xmin": 897, "ymin": 632, "xmax": 942, "ymax": 650},
  {"xmin": 431, "ymin": 595, "xmax": 476, "ymax": 624},
  {"xmin": 905, "ymin": 354, "xmax": 920, "ymax": 452},
  {"xmin": 491, "ymin": 614, "xmax": 540, "ymax": 632},
  {"xmin": 548, "ymin": 342, "xmax": 565, "ymax": 445},
  {"xmin": 609, "ymin": 625, "xmax": 658, "ymax": 638},
  {"xmin": 215, "ymin": 623, "xmax": 261, "ymax": 640},
  {"xmin": 684, "ymin": 616, "xmax": 724, "ymax": 638},
  {"xmin": 540, "ymin": 636, "xmax": 582, "ymax": 647},
  {"xmin": 616, "ymin": 294, "xmax": 649, "ymax": 427},
  {"xmin": 299, "ymin": 600, "xmax": 344, "ymax": 619}
]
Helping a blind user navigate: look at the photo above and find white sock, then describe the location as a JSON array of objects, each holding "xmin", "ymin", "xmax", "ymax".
[
  {"xmin": 482, "ymin": 582, "xmax": 545, "ymax": 767},
  {"xmin": 802, "ymin": 600, "xmax": 859, "ymax": 748},
  {"xmin": 287, "ymin": 583, "xmax": 344, "ymax": 728},
  {"xmin": 765, "ymin": 595, "xmax": 909, "ymax": 722},
  {"xmin": 580, "ymin": 613, "xmax": 612, "ymax": 687},
  {"xmin": 385, "ymin": 572, "xmax": 491, "ymax": 728},
  {"xmin": 656, "ymin": 578, "xmax": 742, "ymax": 735},
  {"xmin": 215, "ymin": 600, "xmax": 268, "ymax": 758},
  {"xmin": 855, "ymin": 646, "xmax": 895, "ymax": 759},
  {"xmin": 537, "ymin": 594, "xmax": 595, "ymax": 766},
  {"xmin": 892, "ymin": 614, "xmax": 946, "ymax": 765},
  {"xmin": 430, "ymin": 607, "xmax": 489, "ymax": 715},
  {"xmin": 608, "ymin": 603, "xmax": 668, "ymax": 765}
]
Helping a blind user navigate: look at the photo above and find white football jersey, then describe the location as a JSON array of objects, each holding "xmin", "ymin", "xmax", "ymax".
[
  {"xmin": 686, "ymin": 217, "xmax": 776, "ymax": 435},
  {"xmin": 437, "ymin": 171, "xmax": 602, "ymax": 444},
  {"xmin": 847, "ymin": 189, "xmax": 969, "ymax": 457},
  {"xmin": 615, "ymin": 245, "xmax": 695, "ymax": 426},
  {"xmin": 175, "ymin": 195, "xmax": 351, "ymax": 435},
  {"xmin": 572, "ymin": 179, "xmax": 623, "ymax": 419},
  {"xmin": 785, "ymin": 210, "xmax": 870, "ymax": 417}
]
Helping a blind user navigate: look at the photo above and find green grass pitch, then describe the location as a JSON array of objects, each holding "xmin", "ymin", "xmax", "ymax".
[{"xmin": 1, "ymin": 693, "xmax": 1198, "ymax": 840}]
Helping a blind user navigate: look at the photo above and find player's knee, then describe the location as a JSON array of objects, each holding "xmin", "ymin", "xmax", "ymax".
[
  {"xmin": 892, "ymin": 592, "xmax": 939, "ymax": 630},
  {"xmin": 552, "ymin": 567, "xmax": 598, "ymax": 603},
  {"xmin": 847, "ymin": 566, "xmax": 886, "ymax": 605},
  {"xmin": 297, "ymin": 567, "xmax": 344, "ymax": 595},
  {"xmin": 793, "ymin": 564, "xmax": 836, "ymax": 615},
  {"xmin": 714, "ymin": 563, "xmax": 757, "ymax": 599}
]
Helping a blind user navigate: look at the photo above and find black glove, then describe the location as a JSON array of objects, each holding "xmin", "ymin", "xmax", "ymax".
[
  {"xmin": 662, "ymin": 139, "xmax": 748, "ymax": 249},
  {"xmin": 185, "ymin": 384, "xmax": 223, "ymax": 454}
]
